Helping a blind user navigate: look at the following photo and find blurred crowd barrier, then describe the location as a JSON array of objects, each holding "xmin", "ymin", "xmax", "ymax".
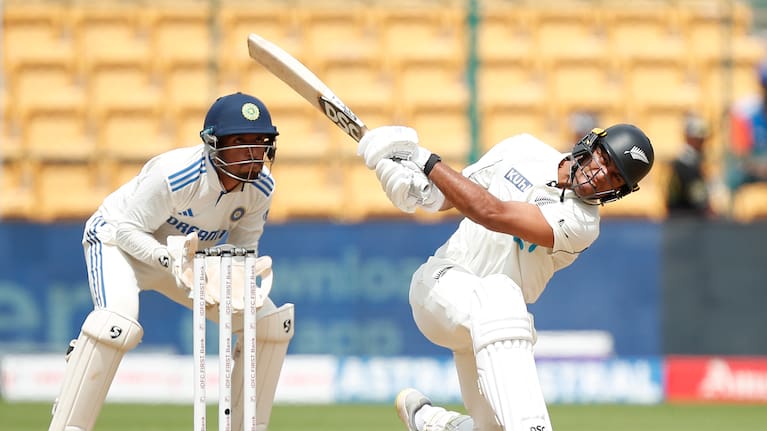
[{"xmin": 1, "ymin": 0, "xmax": 766, "ymax": 222}]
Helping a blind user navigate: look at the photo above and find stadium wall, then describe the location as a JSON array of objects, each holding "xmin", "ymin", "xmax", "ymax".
[{"xmin": 0, "ymin": 220, "xmax": 660, "ymax": 356}]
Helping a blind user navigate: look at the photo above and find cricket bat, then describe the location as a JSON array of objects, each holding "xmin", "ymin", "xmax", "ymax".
[{"xmin": 247, "ymin": 33, "xmax": 368, "ymax": 142}]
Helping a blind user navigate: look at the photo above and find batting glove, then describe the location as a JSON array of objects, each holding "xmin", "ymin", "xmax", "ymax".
[{"xmin": 359, "ymin": 126, "xmax": 432, "ymax": 170}]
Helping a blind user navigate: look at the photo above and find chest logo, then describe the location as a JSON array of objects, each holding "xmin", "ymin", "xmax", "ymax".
[
  {"xmin": 504, "ymin": 168, "xmax": 533, "ymax": 192},
  {"xmin": 231, "ymin": 207, "xmax": 245, "ymax": 221}
]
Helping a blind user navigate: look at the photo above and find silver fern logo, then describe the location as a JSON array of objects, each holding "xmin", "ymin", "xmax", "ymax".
[{"xmin": 625, "ymin": 146, "xmax": 649, "ymax": 164}]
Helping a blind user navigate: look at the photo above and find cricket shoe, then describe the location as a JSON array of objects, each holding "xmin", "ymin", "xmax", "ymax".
[{"xmin": 395, "ymin": 388, "xmax": 432, "ymax": 431}]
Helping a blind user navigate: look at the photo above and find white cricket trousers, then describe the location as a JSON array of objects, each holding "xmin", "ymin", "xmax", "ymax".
[{"xmin": 409, "ymin": 256, "xmax": 535, "ymax": 431}]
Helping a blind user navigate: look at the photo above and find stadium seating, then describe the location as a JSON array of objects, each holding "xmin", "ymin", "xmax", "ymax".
[
  {"xmin": 146, "ymin": 6, "xmax": 212, "ymax": 73},
  {"xmin": 731, "ymin": 182, "xmax": 767, "ymax": 222},
  {"xmin": 23, "ymin": 106, "xmax": 92, "ymax": 161},
  {"xmin": 2, "ymin": 0, "xmax": 766, "ymax": 221},
  {"xmin": 217, "ymin": 5, "xmax": 303, "ymax": 78},
  {"xmin": 99, "ymin": 106, "xmax": 175, "ymax": 161},
  {"xmin": 69, "ymin": 6, "xmax": 150, "ymax": 77},
  {"xmin": 300, "ymin": 7, "xmax": 379, "ymax": 68},
  {"xmin": 377, "ymin": 6, "xmax": 465, "ymax": 71},
  {"xmin": 478, "ymin": 6, "xmax": 537, "ymax": 66},
  {"xmin": 2, "ymin": 3, "xmax": 74, "ymax": 78},
  {"xmin": 34, "ymin": 160, "xmax": 111, "ymax": 221},
  {"xmin": 0, "ymin": 159, "xmax": 35, "ymax": 219},
  {"xmin": 267, "ymin": 161, "xmax": 345, "ymax": 221}
]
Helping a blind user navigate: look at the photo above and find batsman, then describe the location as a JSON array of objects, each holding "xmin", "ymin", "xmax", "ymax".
[
  {"xmin": 48, "ymin": 92, "xmax": 294, "ymax": 431},
  {"xmin": 358, "ymin": 124, "xmax": 655, "ymax": 431}
]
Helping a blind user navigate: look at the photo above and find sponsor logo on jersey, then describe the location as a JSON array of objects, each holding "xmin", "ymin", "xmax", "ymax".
[
  {"xmin": 165, "ymin": 216, "xmax": 227, "ymax": 241},
  {"xmin": 178, "ymin": 208, "xmax": 194, "ymax": 217},
  {"xmin": 504, "ymin": 167, "xmax": 533, "ymax": 192}
]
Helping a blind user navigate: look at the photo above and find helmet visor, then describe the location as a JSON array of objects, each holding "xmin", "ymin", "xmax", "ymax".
[
  {"xmin": 205, "ymin": 133, "xmax": 276, "ymax": 183},
  {"xmin": 571, "ymin": 145, "xmax": 628, "ymax": 203}
]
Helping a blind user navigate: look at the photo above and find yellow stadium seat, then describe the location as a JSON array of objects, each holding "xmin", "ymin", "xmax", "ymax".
[
  {"xmin": 35, "ymin": 160, "xmax": 111, "ymax": 221},
  {"xmin": 534, "ymin": 7, "xmax": 606, "ymax": 64},
  {"xmin": 328, "ymin": 104, "xmax": 396, "ymax": 160},
  {"xmin": 239, "ymin": 62, "xmax": 313, "ymax": 112},
  {"xmin": 679, "ymin": 1, "xmax": 754, "ymax": 65},
  {"xmin": 1, "ymin": 85, "xmax": 22, "ymax": 160},
  {"xmin": 408, "ymin": 106, "xmax": 470, "ymax": 162},
  {"xmin": 11, "ymin": 63, "xmax": 84, "ymax": 124},
  {"xmin": 396, "ymin": 59, "xmax": 469, "ymax": 114},
  {"xmin": 321, "ymin": 58, "xmax": 394, "ymax": 112},
  {"xmin": 23, "ymin": 106, "xmax": 92, "ymax": 161},
  {"xmin": 478, "ymin": 7, "xmax": 536, "ymax": 65},
  {"xmin": 599, "ymin": 186, "xmax": 667, "ymax": 220},
  {"xmin": 146, "ymin": 7, "xmax": 212, "ymax": 72},
  {"xmin": 268, "ymin": 107, "xmax": 330, "ymax": 161},
  {"xmin": 635, "ymin": 106, "xmax": 688, "ymax": 162},
  {"xmin": 300, "ymin": 8, "xmax": 379, "ymax": 68},
  {"xmin": 604, "ymin": 3, "xmax": 684, "ymax": 70},
  {"xmin": 547, "ymin": 58, "xmax": 623, "ymax": 118},
  {"xmin": 86, "ymin": 62, "xmax": 160, "ymax": 121},
  {"xmin": 626, "ymin": 59, "xmax": 700, "ymax": 115},
  {"xmin": 0, "ymin": 159, "xmax": 35, "ymax": 219},
  {"xmin": 267, "ymin": 161, "xmax": 344, "ymax": 221},
  {"xmin": 161, "ymin": 63, "xmax": 216, "ymax": 119},
  {"xmin": 377, "ymin": 7, "xmax": 465, "ymax": 71},
  {"xmin": 110, "ymin": 159, "xmax": 147, "ymax": 190},
  {"xmin": 98, "ymin": 106, "xmax": 174, "ymax": 161},
  {"xmin": 480, "ymin": 103, "xmax": 559, "ymax": 154},
  {"xmin": 731, "ymin": 182, "xmax": 767, "ymax": 223},
  {"xmin": 2, "ymin": 3, "xmax": 74, "ymax": 76},
  {"xmin": 70, "ymin": 7, "xmax": 150, "ymax": 76},
  {"xmin": 478, "ymin": 61, "xmax": 547, "ymax": 112},
  {"xmin": 216, "ymin": 5, "xmax": 302, "ymax": 77},
  {"xmin": 172, "ymin": 106, "xmax": 207, "ymax": 149},
  {"xmin": 344, "ymin": 163, "xmax": 406, "ymax": 221},
  {"xmin": 698, "ymin": 51, "xmax": 763, "ymax": 119}
]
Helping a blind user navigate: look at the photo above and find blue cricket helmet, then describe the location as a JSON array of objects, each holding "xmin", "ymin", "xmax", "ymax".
[
  {"xmin": 200, "ymin": 93, "xmax": 279, "ymax": 183},
  {"xmin": 201, "ymin": 92, "xmax": 278, "ymax": 139}
]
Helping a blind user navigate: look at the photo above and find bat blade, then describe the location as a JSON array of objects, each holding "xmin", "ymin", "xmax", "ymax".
[{"xmin": 247, "ymin": 33, "xmax": 368, "ymax": 142}]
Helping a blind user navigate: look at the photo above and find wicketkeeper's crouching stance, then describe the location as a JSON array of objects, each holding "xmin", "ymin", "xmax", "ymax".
[
  {"xmin": 50, "ymin": 235, "xmax": 293, "ymax": 431},
  {"xmin": 49, "ymin": 92, "xmax": 294, "ymax": 431}
]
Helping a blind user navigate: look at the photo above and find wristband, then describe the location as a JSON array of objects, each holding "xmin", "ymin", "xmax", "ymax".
[{"xmin": 423, "ymin": 153, "xmax": 442, "ymax": 176}]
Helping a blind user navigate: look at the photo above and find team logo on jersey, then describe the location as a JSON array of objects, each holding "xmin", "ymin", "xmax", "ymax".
[
  {"xmin": 242, "ymin": 103, "xmax": 260, "ymax": 121},
  {"xmin": 504, "ymin": 168, "xmax": 533, "ymax": 192},
  {"xmin": 231, "ymin": 207, "xmax": 245, "ymax": 221}
]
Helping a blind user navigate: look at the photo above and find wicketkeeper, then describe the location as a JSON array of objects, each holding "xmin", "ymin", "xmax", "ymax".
[
  {"xmin": 358, "ymin": 124, "xmax": 655, "ymax": 431},
  {"xmin": 49, "ymin": 92, "xmax": 294, "ymax": 431}
]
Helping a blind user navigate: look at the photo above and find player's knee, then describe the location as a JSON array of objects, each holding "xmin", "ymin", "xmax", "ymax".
[
  {"xmin": 470, "ymin": 274, "xmax": 533, "ymax": 351},
  {"xmin": 81, "ymin": 309, "xmax": 143, "ymax": 352}
]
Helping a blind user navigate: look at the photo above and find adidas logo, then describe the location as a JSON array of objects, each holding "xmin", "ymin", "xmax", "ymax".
[
  {"xmin": 178, "ymin": 208, "xmax": 194, "ymax": 217},
  {"xmin": 624, "ymin": 146, "xmax": 649, "ymax": 164}
]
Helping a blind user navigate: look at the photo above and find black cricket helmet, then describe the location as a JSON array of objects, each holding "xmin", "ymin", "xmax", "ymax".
[
  {"xmin": 200, "ymin": 92, "xmax": 279, "ymax": 182},
  {"xmin": 569, "ymin": 123, "xmax": 654, "ymax": 204}
]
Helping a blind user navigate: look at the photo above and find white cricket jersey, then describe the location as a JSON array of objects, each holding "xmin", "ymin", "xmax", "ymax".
[
  {"xmin": 92, "ymin": 144, "xmax": 274, "ymax": 262},
  {"xmin": 433, "ymin": 133, "xmax": 600, "ymax": 303}
]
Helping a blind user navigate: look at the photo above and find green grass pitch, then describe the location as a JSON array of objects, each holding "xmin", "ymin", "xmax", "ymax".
[{"xmin": 2, "ymin": 401, "xmax": 766, "ymax": 430}]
